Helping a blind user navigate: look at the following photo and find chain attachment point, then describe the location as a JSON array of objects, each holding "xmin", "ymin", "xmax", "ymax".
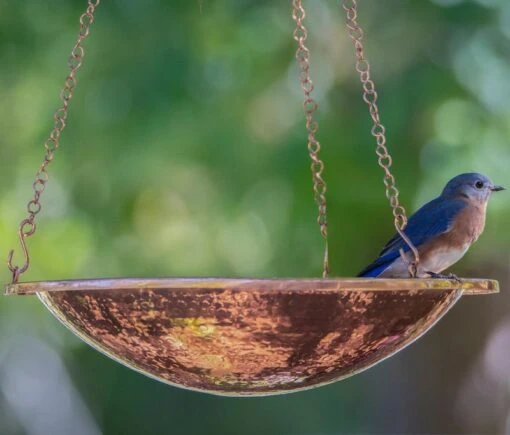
[{"xmin": 7, "ymin": 219, "xmax": 36, "ymax": 284}]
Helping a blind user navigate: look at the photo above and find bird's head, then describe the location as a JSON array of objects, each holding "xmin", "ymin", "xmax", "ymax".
[{"xmin": 441, "ymin": 173, "xmax": 504, "ymax": 203}]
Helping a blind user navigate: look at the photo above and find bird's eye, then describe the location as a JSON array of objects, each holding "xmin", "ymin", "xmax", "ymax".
[{"xmin": 475, "ymin": 181, "xmax": 484, "ymax": 189}]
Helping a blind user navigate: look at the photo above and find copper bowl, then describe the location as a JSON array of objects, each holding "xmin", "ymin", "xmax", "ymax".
[{"xmin": 5, "ymin": 278, "xmax": 498, "ymax": 396}]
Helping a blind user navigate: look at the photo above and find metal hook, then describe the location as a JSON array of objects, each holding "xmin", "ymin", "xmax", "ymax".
[
  {"xmin": 7, "ymin": 219, "xmax": 35, "ymax": 284},
  {"xmin": 396, "ymin": 227, "xmax": 420, "ymax": 278}
]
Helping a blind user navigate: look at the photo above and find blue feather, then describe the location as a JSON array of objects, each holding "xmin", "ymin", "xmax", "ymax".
[{"xmin": 358, "ymin": 197, "xmax": 467, "ymax": 277}]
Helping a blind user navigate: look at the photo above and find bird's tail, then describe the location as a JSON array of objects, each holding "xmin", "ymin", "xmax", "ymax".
[{"xmin": 357, "ymin": 252, "xmax": 398, "ymax": 277}]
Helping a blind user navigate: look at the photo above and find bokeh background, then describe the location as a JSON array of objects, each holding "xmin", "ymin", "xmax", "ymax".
[{"xmin": 1, "ymin": 0, "xmax": 509, "ymax": 434}]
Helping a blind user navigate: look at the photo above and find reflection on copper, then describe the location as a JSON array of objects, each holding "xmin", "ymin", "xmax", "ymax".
[{"xmin": 5, "ymin": 278, "xmax": 498, "ymax": 396}]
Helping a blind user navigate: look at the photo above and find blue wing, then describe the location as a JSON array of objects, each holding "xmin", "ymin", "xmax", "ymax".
[{"xmin": 358, "ymin": 197, "xmax": 467, "ymax": 277}]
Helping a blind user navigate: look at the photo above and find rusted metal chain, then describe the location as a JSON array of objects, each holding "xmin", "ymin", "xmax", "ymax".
[
  {"xmin": 292, "ymin": 0, "xmax": 330, "ymax": 278},
  {"xmin": 342, "ymin": 0, "xmax": 420, "ymax": 277},
  {"xmin": 7, "ymin": 0, "xmax": 101, "ymax": 283}
]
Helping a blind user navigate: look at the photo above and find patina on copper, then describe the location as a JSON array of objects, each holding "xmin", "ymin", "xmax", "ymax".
[{"xmin": 5, "ymin": 278, "xmax": 498, "ymax": 396}]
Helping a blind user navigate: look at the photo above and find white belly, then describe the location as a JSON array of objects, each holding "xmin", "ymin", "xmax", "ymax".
[
  {"xmin": 419, "ymin": 246, "xmax": 469, "ymax": 275},
  {"xmin": 380, "ymin": 245, "xmax": 470, "ymax": 278}
]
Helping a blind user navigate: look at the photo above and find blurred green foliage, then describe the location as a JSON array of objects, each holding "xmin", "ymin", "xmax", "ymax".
[{"xmin": 1, "ymin": 1, "xmax": 510, "ymax": 434}]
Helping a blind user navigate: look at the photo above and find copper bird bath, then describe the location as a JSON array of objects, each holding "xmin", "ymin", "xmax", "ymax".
[
  {"xmin": 5, "ymin": 278, "xmax": 498, "ymax": 396},
  {"xmin": 3, "ymin": 1, "xmax": 501, "ymax": 397}
]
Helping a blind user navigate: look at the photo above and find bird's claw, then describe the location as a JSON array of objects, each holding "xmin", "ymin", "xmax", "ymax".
[
  {"xmin": 445, "ymin": 272, "xmax": 462, "ymax": 284},
  {"xmin": 426, "ymin": 271, "xmax": 462, "ymax": 284}
]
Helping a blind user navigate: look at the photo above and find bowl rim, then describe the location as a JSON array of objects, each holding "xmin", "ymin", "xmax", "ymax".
[{"xmin": 4, "ymin": 277, "xmax": 499, "ymax": 296}]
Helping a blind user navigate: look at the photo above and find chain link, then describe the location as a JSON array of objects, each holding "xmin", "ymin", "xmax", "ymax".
[
  {"xmin": 342, "ymin": 0, "xmax": 420, "ymax": 277},
  {"xmin": 292, "ymin": 0, "xmax": 329, "ymax": 278},
  {"xmin": 7, "ymin": 0, "xmax": 101, "ymax": 284}
]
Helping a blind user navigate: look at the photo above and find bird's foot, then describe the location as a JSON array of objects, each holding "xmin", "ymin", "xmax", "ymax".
[{"xmin": 426, "ymin": 271, "xmax": 462, "ymax": 283}]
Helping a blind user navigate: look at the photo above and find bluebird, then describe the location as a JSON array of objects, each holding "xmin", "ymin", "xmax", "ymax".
[{"xmin": 358, "ymin": 173, "xmax": 504, "ymax": 279}]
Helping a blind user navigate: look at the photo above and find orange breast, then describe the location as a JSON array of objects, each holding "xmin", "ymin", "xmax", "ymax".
[
  {"xmin": 417, "ymin": 203, "xmax": 486, "ymax": 267},
  {"xmin": 450, "ymin": 203, "xmax": 486, "ymax": 245}
]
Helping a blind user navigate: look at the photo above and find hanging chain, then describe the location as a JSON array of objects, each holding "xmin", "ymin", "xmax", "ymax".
[
  {"xmin": 7, "ymin": 0, "xmax": 101, "ymax": 284},
  {"xmin": 341, "ymin": 0, "xmax": 420, "ymax": 277},
  {"xmin": 292, "ymin": 0, "xmax": 329, "ymax": 278}
]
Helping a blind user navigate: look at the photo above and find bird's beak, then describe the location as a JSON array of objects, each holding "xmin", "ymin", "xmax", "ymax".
[{"xmin": 491, "ymin": 185, "xmax": 505, "ymax": 192}]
